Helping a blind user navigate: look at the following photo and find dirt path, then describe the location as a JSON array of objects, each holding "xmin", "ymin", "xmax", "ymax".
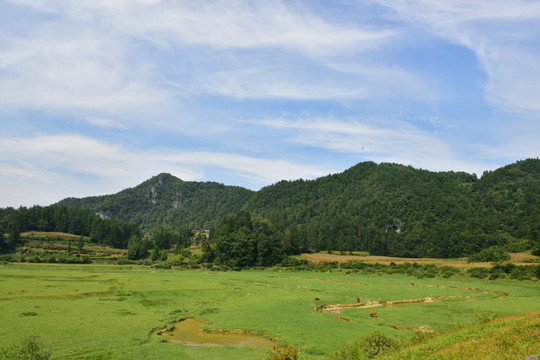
[{"xmin": 314, "ymin": 283, "xmax": 508, "ymax": 322}]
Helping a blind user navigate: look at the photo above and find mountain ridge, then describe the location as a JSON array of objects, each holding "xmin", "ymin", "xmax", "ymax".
[
  {"xmin": 57, "ymin": 172, "xmax": 254, "ymax": 230},
  {"xmin": 55, "ymin": 159, "xmax": 540, "ymax": 257}
]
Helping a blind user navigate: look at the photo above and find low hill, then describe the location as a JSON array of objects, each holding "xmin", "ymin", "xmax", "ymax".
[
  {"xmin": 384, "ymin": 311, "xmax": 540, "ymax": 360},
  {"xmin": 243, "ymin": 159, "xmax": 540, "ymax": 258},
  {"xmin": 57, "ymin": 173, "xmax": 254, "ymax": 230},
  {"xmin": 54, "ymin": 159, "xmax": 540, "ymax": 258}
]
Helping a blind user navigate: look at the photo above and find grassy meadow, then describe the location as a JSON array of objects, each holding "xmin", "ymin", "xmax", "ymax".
[{"xmin": 1, "ymin": 262, "xmax": 540, "ymax": 359}]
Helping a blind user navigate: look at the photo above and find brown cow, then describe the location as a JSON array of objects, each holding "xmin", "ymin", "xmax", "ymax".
[
  {"xmin": 356, "ymin": 297, "xmax": 360, "ymax": 303},
  {"xmin": 369, "ymin": 310, "xmax": 377, "ymax": 317}
]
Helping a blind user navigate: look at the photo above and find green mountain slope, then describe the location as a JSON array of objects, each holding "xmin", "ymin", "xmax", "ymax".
[
  {"xmin": 242, "ymin": 159, "xmax": 540, "ymax": 258},
  {"xmin": 474, "ymin": 159, "xmax": 540, "ymax": 241},
  {"xmin": 55, "ymin": 159, "xmax": 540, "ymax": 258},
  {"xmin": 57, "ymin": 173, "xmax": 254, "ymax": 230}
]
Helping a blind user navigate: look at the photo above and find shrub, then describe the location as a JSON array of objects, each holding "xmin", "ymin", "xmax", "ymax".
[
  {"xmin": 0, "ymin": 254, "xmax": 14, "ymax": 262},
  {"xmin": 360, "ymin": 332, "xmax": 400, "ymax": 359},
  {"xmin": 20, "ymin": 312, "xmax": 38, "ymax": 317},
  {"xmin": 160, "ymin": 251, "xmax": 168, "ymax": 262},
  {"xmin": 468, "ymin": 246, "xmax": 510, "ymax": 263},
  {"xmin": 325, "ymin": 342, "xmax": 362, "ymax": 360},
  {"xmin": 0, "ymin": 335, "xmax": 51, "ymax": 360},
  {"xmin": 440, "ymin": 266, "xmax": 460, "ymax": 278},
  {"xmin": 489, "ymin": 267, "xmax": 506, "ymax": 280},
  {"xmin": 281, "ymin": 257, "xmax": 309, "ymax": 267},
  {"xmin": 326, "ymin": 332, "xmax": 400, "ymax": 360},
  {"xmin": 467, "ymin": 267, "xmax": 490, "ymax": 279},
  {"xmin": 266, "ymin": 345, "xmax": 300, "ymax": 360},
  {"xmin": 179, "ymin": 248, "xmax": 192, "ymax": 258}
]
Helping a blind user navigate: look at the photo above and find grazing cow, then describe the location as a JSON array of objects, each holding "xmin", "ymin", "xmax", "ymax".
[
  {"xmin": 356, "ymin": 297, "xmax": 360, "ymax": 303},
  {"xmin": 410, "ymin": 283, "xmax": 415, "ymax": 286},
  {"xmin": 369, "ymin": 310, "xmax": 377, "ymax": 317},
  {"xmin": 315, "ymin": 297, "xmax": 320, "ymax": 301}
]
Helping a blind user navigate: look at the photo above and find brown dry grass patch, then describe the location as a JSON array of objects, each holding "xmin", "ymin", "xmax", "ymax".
[
  {"xmin": 301, "ymin": 252, "xmax": 538, "ymax": 268},
  {"xmin": 21, "ymin": 231, "xmax": 81, "ymax": 238}
]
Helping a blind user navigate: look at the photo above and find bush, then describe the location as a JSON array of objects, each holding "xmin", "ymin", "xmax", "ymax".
[
  {"xmin": 467, "ymin": 267, "xmax": 490, "ymax": 279},
  {"xmin": 360, "ymin": 332, "xmax": 400, "ymax": 359},
  {"xmin": 468, "ymin": 246, "xmax": 510, "ymax": 263},
  {"xmin": 0, "ymin": 254, "xmax": 14, "ymax": 262},
  {"xmin": 325, "ymin": 342, "xmax": 362, "ymax": 360},
  {"xmin": 489, "ymin": 267, "xmax": 506, "ymax": 280},
  {"xmin": 179, "ymin": 248, "xmax": 192, "ymax": 258},
  {"xmin": 326, "ymin": 332, "xmax": 399, "ymax": 360},
  {"xmin": 0, "ymin": 335, "xmax": 51, "ymax": 360},
  {"xmin": 281, "ymin": 257, "xmax": 308, "ymax": 267},
  {"xmin": 440, "ymin": 266, "xmax": 460, "ymax": 278},
  {"xmin": 266, "ymin": 345, "xmax": 300, "ymax": 360},
  {"xmin": 160, "ymin": 251, "xmax": 168, "ymax": 262}
]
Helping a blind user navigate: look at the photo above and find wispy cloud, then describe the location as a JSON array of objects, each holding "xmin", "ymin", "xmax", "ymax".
[
  {"xmin": 375, "ymin": 0, "xmax": 540, "ymax": 114},
  {"xmin": 0, "ymin": 0, "xmax": 419, "ymax": 126},
  {"xmin": 27, "ymin": 0, "xmax": 394, "ymax": 57},
  {"xmin": 0, "ymin": 30, "xmax": 170, "ymax": 112},
  {"xmin": 258, "ymin": 118, "xmax": 491, "ymax": 174},
  {"xmin": 81, "ymin": 116, "xmax": 128, "ymax": 129},
  {"xmin": 0, "ymin": 0, "xmax": 537, "ymax": 208},
  {"xmin": 0, "ymin": 134, "xmax": 328, "ymax": 206}
]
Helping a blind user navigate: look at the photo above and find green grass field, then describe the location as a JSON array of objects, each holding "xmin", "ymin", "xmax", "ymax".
[{"xmin": 1, "ymin": 263, "xmax": 539, "ymax": 359}]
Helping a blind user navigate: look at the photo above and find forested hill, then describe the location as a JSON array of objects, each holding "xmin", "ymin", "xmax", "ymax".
[
  {"xmin": 56, "ymin": 173, "xmax": 254, "ymax": 230},
  {"xmin": 242, "ymin": 159, "xmax": 540, "ymax": 258},
  {"xmin": 54, "ymin": 159, "xmax": 540, "ymax": 258}
]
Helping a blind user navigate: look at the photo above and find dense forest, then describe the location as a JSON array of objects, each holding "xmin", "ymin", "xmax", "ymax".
[
  {"xmin": 201, "ymin": 211, "xmax": 285, "ymax": 267},
  {"xmin": 57, "ymin": 173, "xmax": 254, "ymax": 230},
  {"xmin": 2, "ymin": 159, "xmax": 539, "ymax": 261},
  {"xmin": 243, "ymin": 159, "xmax": 540, "ymax": 258},
  {"xmin": 0, "ymin": 205, "xmax": 140, "ymax": 253}
]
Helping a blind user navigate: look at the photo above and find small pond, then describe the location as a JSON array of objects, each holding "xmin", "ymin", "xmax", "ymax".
[{"xmin": 162, "ymin": 318, "xmax": 274, "ymax": 349}]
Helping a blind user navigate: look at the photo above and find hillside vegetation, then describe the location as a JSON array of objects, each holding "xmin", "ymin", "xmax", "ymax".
[
  {"xmin": 57, "ymin": 173, "xmax": 254, "ymax": 230},
  {"xmin": 3, "ymin": 159, "xmax": 539, "ymax": 260},
  {"xmin": 383, "ymin": 311, "xmax": 540, "ymax": 360},
  {"xmin": 243, "ymin": 159, "xmax": 540, "ymax": 258}
]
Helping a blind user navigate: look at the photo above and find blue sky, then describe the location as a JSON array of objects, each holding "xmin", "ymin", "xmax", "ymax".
[{"xmin": 1, "ymin": 0, "xmax": 539, "ymax": 207}]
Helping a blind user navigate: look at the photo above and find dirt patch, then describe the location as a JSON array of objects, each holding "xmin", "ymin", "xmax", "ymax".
[
  {"xmin": 161, "ymin": 318, "xmax": 274, "ymax": 349},
  {"xmin": 315, "ymin": 283, "xmax": 507, "ymax": 322},
  {"xmin": 317, "ymin": 296, "xmax": 437, "ymax": 313}
]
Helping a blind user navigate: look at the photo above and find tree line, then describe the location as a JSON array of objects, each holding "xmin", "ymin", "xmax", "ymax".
[
  {"xmin": 2, "ymin": 159, "xmax": 539, "ymax": 262},
  {"xmin": 242, "ymin": 159, "xmax": 540, "ymax": 258},
  {"xmin": 0, "ymin": 205, "xmax": 140, "ymax": 253}
]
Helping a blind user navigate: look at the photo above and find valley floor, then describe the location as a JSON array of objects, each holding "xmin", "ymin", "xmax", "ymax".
[{"xmin": 1, "ymin": 263, "xmax": 539, "ymax": 359}]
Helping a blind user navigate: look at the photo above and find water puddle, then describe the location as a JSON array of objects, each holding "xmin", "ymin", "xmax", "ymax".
[{"xmin": 161, "ymin": 318, "xmax": 274, "ymax": 349}]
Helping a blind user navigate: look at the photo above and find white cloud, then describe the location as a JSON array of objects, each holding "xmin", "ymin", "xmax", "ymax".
[
  {"xmin": 7, "ymin": 0, "xmax": 394, "ymax": 58},
  {"xmin": 201, "ymin": 67, "xmax": 369, "ymax": 100},
  {"xmin": 258, "ymin": 118, "xmax": 491, "ymax": 174},
  {"xmin": 0, "ymin": 134, "xmax": 328, "ymax": 207},
  {"xmin": 0, "ymin": 32, "xmax": 169, "ymax": 112},
  {"xmin": 0, "ymin": 0, "xmax": 421, "ymax": 128},
  {"xmin": 375, "ymin": 0, "xmax": 540, "ymax": 113}
]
